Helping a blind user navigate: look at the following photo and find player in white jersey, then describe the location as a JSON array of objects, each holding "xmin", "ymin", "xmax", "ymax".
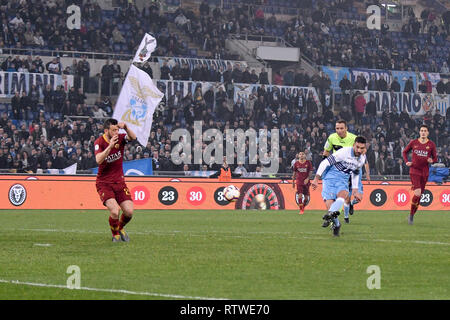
[{"xmin": 311, "ymin": 136, "xmax": 367, "ymax": 236}]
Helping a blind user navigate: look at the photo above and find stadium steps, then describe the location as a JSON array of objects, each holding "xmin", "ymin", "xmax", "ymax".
[{"xmin": 166, "ymin": 22, "xmax": 213, "ymax": 58}]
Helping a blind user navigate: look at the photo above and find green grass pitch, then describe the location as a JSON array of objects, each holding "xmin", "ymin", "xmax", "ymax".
[{"xmin": 0, "ymin": 209, "xmax": 449, "ymax": 300}]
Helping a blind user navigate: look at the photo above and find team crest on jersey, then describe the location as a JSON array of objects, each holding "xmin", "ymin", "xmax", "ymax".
[
  {"xmin": 115, "ymin": 144, "xmax": 120, "ymax": 149},
  {"xmin": 426, "ymin": 146, "xmax": 430, "ymax": 149},
  {"xmin": 9, "ymin": 184, "xmax": 27, "ymax": 206}
]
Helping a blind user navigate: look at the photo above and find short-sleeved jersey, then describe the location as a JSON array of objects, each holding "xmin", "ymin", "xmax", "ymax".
[
  {"xmin": 94, "ymin": 133, "xmax": 127, "ymax": 183},
  {"xmin": 402, "ymin": 139, "xmax": 437, "ymax": 177},
  {"xmin": 293, "ymin": 160, "xmax": 313, "ymax": 185},
  {"xmin": 318, "ymin": 146, "xmax": 366, "ymax": 189},
  {"xmin": 324, "ymin": 132, "xmax": 357, "ymax": 154}
]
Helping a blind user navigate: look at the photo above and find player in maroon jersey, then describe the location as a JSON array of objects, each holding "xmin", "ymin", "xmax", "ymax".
[
  {"xmin": 402, "ymin": 124, "xmax": 437, "ymax": 225},
  {"xmin": 94, "ymin": 118, "xmax": 137, "ymax": 242},
  {"xmin": 292, "ymin": 151, "xmax": 314, "ymax": 214}
]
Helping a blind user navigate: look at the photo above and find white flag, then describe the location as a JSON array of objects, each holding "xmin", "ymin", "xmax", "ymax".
[
  {"xmin": 113, "ymin": 64, "xmax": 164, "ymax": 146},
  {"xmin": 63, "ymin": 163, "xmax": 77, "ymax": 174},
  {"xmin": 133, "ymin": 33, "xmax": 157, "ymax": 63}
]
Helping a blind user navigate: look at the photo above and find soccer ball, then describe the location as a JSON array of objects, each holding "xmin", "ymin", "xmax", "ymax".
[
  {"xmin": 255, "ymin": 194, "xmax": 267, "ymax": 210},
  {"xmin": 223, "ymin": 185, "xmax": 240, "ymax": 202}
]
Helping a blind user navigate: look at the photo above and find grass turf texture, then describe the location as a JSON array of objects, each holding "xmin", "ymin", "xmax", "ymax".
[{"xmin": 0, "ymin": 209, "xmax": 449, "ymax": 300}]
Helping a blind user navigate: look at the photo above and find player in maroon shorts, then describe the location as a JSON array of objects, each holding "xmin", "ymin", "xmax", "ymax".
[
  {"xmin": 402, "ymin": 124, "xmax": 437, "ymax": 225},
  {"xmin": 94, "ymin": 118, "xmax": 137, "ymax": 242},
  {"xmin": 292, "ymin": 151, "xmax": 313, "ymax": 214}
]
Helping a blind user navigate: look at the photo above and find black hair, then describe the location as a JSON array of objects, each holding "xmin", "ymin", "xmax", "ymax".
[
  {"xmin": 355, "ymin": 136, "xmax": 367, "ymax": 144},
  {"xmin": 103, "ymin": 118, "xmax": 118, "ymax": 130},
  {"xmin": 336, "ymin": 119, "xmax": 347, "ymax": 127},
  {"xmin": 419, "ymin": 124, "xmax": 429, "ymax": 131}
]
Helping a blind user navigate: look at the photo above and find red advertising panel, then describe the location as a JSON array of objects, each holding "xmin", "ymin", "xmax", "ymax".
[{"xmin": 2, "ymin": 175, "xmax": 449, "ymax": 211}]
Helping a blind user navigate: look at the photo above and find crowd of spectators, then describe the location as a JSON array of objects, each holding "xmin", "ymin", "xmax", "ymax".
[
  {"xmin": 285, "ymin": 5, "xmax": 449, "ymax": 73},
  {"xmin": 0, "ymin": 0, "xmax": 188, "ymax": 58},
  {"xmin": 6, "ymin": 84, "xmax": 114, "ymax": 122},
  {"xmin": 171, "ymin": 0, "xmax": 450, "ymax": 73},
  {"xmin": 1, "ymin": 0, "xmax": 449, "ymax": 74},
  {"xmin": 1, "ymin": 78, "xmax": 449, "ymax": 176},
  {"xmin": 288, "ymin": 13, "xmax": 450, "ymax": 73}
]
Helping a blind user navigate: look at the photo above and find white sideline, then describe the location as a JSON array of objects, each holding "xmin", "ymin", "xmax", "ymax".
[
  {"xmin": 17, "ymin": 228, "xmax": 450, "ymax": 246},
  {"xmin": 0, "ymin": 279, "xmax": 227, "ymax": 300}
]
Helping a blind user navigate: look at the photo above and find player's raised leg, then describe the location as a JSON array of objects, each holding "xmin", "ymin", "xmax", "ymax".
[
  {"xmin": 320, "ymin": 182, "xmax": 337, "ymax": 228},
  {"xmin": 316, "ymin": 177, "xmax": 345, "ymax": 235},
  {"xmin": 323, "ymin": 190, "xmax": 348, "ymax": 236}
]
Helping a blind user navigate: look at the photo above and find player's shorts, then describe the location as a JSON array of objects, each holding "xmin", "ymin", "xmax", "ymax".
[
  {"xmin": 96, "ymin": 181, "xmax": 132, "ymax": 206},
  {"xmin": 296, "ymin": 182, "xmax": 310, "ymax": 196},
  {"xmin": 410, "ymin": 174, "xmax": 428, "ymax": 193},
  {"xmin": 321, "ymin": 177, "xmax": 349, "ymax": 201}
]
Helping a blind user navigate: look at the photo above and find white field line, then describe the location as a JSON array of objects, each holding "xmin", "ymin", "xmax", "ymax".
[
  {"xmin": 16, "ymin": 228, "xmax": 450, "ymax": 246},
  {"xmin": 0, "ymin": 279, "xmax": 227, "ymax": 300}
]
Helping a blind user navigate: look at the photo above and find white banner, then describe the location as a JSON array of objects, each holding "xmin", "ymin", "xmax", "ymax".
[
  {"xmin": 363, "ymin": 90, "xmax": 449, "ymax": 115},
  {"xmin": 233, "ymin": 83, "xmax": 322, "ymax": 108},
  {"xmin": 113, "ymin": 65, "xmax": 164, "ymax": 146},
  {"xmin": 133, "ymin": 33, "xmax": 157, "ymax": 63},
  {"xmin": 62, "ymin": 163, "xmax": 77, "ymax": 174},
  {"xmin": 46, "ymin": 163, "xmax": 77, "ymax": 175},
  {"xmin": 0, "ymin": 71, "xmax": 73, "ymax": 98},
  {"xmin": 158, "ymin": 57, "xmax": 248, "ymax": 73},
  {"xmin": 155, "ymin": 80, "xmax": 222, "ymax": 99}
]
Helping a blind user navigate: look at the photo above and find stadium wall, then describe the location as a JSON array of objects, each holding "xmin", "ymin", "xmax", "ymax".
[{"xmin": 2, "ymin": 175, "xmax": 449, "ymax": 211}]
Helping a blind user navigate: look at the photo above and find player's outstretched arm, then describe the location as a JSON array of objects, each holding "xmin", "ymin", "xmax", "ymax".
[{"xmin": 118, "ymin": 122, "xmax": 137, "ymax": 141}]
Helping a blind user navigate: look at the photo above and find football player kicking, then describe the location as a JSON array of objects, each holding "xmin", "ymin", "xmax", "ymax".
[
  {"xmin": 311, "ymin": 136, "xmax": 367, "ymax": 236},
  {"xmin": 402, "ymin": 124, "xmax": 437, "ymax": 225},
  {"xmin": 292, "ymin": 151, "xmax": 313, "ymax": 214},
  {"xmin": 94, "ymin": 118, "xmax": 137, "ymax": 242},
  {"xmin": 322, "ymin": 119, "xmax": 362, "ymax": 223}
]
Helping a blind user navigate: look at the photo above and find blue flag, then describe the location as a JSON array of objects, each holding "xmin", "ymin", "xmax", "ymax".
[{"xmin": 91, "ymin": 159, "xmax": 153, "ymax": 176}]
